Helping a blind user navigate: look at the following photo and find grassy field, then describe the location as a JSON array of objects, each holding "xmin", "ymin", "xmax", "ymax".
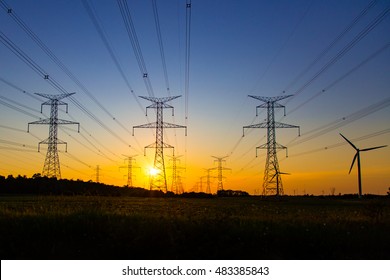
[{"xmin": 0, "ymin": 195, "xmax": 389, "ymax": 259}]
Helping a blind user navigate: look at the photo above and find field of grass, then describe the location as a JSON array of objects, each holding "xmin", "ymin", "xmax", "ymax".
[{"xmin": 1, "ymin": 195, "xmax": 389, "ymax": 259}]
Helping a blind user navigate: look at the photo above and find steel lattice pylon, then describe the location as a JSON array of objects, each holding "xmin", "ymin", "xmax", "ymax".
[
  {"xmin": 243, "ymin": 95, "xmax": 299, "ymax": 196},
  {"xmin": 211, "ymin": 156, "xmax": 231, "ymax": 191},
  {"xmin": 133, "ymin": 96, "xmax": 186, "ymax": 192},
  {"xmin": 167, "ymin": 155, "xmax": 185, "ymax": 194},
  {"xmin": 28, "ymin": 92, "xmax": 79, "ymax": 179},
  {"xmin": 120, "ymin": 155, "xmax": 138, "ymax": 187},
  {"xmin": 203, "ymin": 168, "xmax": 215, "ymax": 194}
]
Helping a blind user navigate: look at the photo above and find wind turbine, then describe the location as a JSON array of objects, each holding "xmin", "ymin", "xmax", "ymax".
[{"xmin": 340, "ymin": 133, "xmax": 387, "ymax": 198}]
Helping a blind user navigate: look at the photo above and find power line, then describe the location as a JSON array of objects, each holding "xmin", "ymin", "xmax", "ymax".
[
  {"xmin": 248, "ymin": 0, "xmax": 313, "ymax": 94},
  {"xmin": 152, "ymin": 0, "xmax": 171, "ymax": 95},
  {"xmin": 288, "ymin": 96, "xmax": 390, "ymax": 148},
  {"xmin": 0, "ymin": 94, "xmax": 41, "ymax": 115},
  {"xmin": 1, "ymin": 78, "xmax": 124, "ymax": 162},
  {"xmin": 286, "ymin": 128, "xmax": 390, "ymax": 159},
  {"xmin": 283, "ymin": 0, "xmax": 379, "ymax": 93},
  {"xmin": 0, "ymin": 76, "xmax": 43, "ymax": 102},
  {"xmin": 288, "ymin": 42, "xmax": 390, "ymax": 115},
  {"xmin": 1, "ymin": 29, "xmax": 132, "ymax": 147},
  {"xmin": 117, "ymin": 0, "xmax": 155, "ymax": 97},
  {"xmin": 0, "ymin": 98, "xmax": 41, "ymax": 119},
  {"xmin": 81, "ymin": 0, "xmax": 145, "ymax": 114},
  {"xmin": 287, "ymin": 5, "xmax": 390, "ymax": 102},
  {"xmin": 184, "ymin": 0, "xmax": 192, "ymax": 123},
  {"xmin": 1, "ymin": 1, "xmax": 133, "ymax": 137}
]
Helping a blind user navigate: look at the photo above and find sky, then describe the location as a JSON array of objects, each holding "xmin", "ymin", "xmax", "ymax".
[{"xmin": 0, "ymin": 0, "xmax": 389, "ymax": 195}]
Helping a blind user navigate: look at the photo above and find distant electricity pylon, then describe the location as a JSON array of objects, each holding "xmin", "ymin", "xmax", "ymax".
[
  {"xmin": 95, "ymin": 165, "xmax": 100, "ymax": 183},
  {"xmin": 167, "ymin": 155, "xmax": 185, "ymax": 194},
  {"xmin": 120, "ymin": 155, "xmax": 138, "ymax": 187},
  {"xmin": 204, "ymin": 168, "xmax": 216, "ymax": 194},
  {"xmin": 176, "ymin": 170, "xmax": 185, "ymax": 194},
  {"xmin": 340, "ymin": 133, "xmax": 387, "ymax": 198},
  {"xmin": 27, "ymin": 92, "xmax": 79, "ymax": 179},
  {"xmin": 243, "ymin": 95, "xmax": 299, "ymax": 196},
  {"xmin": 211, "ymin": 156, "xmax": 231, "ymax": 191},
  {"xmin": 133, "ymin": 96, "xmax": 187, "ymax": 192}
]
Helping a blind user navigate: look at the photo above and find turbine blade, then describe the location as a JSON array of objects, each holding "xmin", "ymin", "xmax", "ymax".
[
  {"xmin": 361, "ymin": 145, "xmax": 387, "ymax": 152},
  {"xmin": 279, "ymin": 172, "xmax": 291, "ymax": 175},
  {"xmin": 349, "ymin": 153, "xmax": 358, "ymax": 174},
  {"xmin": 340, "ymin": 133, "xmax": 358, "ymax": 150}
]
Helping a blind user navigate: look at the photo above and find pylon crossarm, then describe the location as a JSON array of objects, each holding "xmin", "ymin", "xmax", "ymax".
[
  {"xmin": 35, "ymin": 92, "xmax": 75, "ymax": 101},
  {"xmin": 28, "ymin": 119, "xmax": 51, "ymax": 126},
  {"xmin": 139, "ymin": 95, "xmax": 181, "ymax": 103},
  {"xmin": 145, "ymin": 103, "xmax": 174, "ymax": 114},
  {"xmin": 257, "ymin": 102, "xmax": 285, "ymax": 109},
  {"xmin": 256, "ymin": 143, "xmax": 288, "ymax": 157},
  {"xmin": 38, "ymin": 139, "xmax": 67, "ymax": 152},
  {"xmin": 162, "ymin": 122, "xmax": 187, "ymax": 136},
  {"xmin": 57, "ymin": 119, "xmax": 80, "ymax": 126},
  {"xmin": 248, "ymin": 95, "xmax": 293, "ymax": 103},
  {"xmin": 41, "ymin": 100, "xmax": 69, "ymax": 112},
  {"xmin": 144, "ymin": 142, "xmax": 174, "ymax": 152},
  {"xmin": 274, "ymin": 121, "xmax": 299, "ymax": 129},
  {"xmin": 133, "ymin": 122, "xmax": 158, "ymax": 130},
  {"xmin": 243, "ymin": 122, "xmax": 268, "ymax": 136},
  {"xmin": 255, "ymin": 103, "xmax": 283, "ymax": 115}
]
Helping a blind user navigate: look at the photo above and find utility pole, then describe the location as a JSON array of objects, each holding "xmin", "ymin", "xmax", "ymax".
[
  {"xmin": 211, "ymin": 156, "xmax": 231, "ymax": 191},
  {"xmin": 243, "ymin": 95, "xmax": 299, "ymax": 196},
  {"xmin": 120, "ymin": 155, "xmax": 138, "ymax": 187},
  {"xmin": 28, "ymin": 92, "xmax": 79, "ymax": 179},
  {"xmin": 133, "ymin": 96, "xmax": 186, "ymax": 192}
]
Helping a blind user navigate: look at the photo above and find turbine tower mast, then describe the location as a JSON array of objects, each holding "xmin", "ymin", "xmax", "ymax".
[
  {"xmin": 243, "ymin": 95, "xmax": 299, "ymax": 196},
  {"xmin": 340, "ymin": 133, "xmax": 387, "ymax": 198},
  {"xmin": 27, "ymin": 92, "xmax": 79, "ymax": 179},
  {"xmin": 133, "ymin": 96, "xmax": 187, "ymax": 192},
  {"xmin": 211, "ymin": 156, "xmax": 231, "ymax": 191}
]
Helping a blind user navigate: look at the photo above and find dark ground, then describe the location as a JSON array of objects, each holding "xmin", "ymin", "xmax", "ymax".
[{"xmin": 1, "ymin": 195, "xmax": 389, "ymax": 259}]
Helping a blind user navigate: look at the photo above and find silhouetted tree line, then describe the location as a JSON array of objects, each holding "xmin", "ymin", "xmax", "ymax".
[
  {"xmin": 0, "ymin": 174, "xmax": 166, "ymax": 197},
  {"xmin": 0, "ymin": 174, "xmax": 217, "ymax": 198},
  {"xmin": 180, "ymin": 191, "xmax": 213, "ymax": 198},
  {"xmin": 217, "ymin": 189, "xmax": 249, "ymax": 197}
]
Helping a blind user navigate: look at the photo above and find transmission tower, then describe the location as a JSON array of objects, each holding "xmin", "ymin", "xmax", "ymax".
[
  {"xmin": 27, "ymin": 92, "xmax": 79, "ymax": 179},
  {"xmin": 204, "ymin": 168, "xmax": 216, "ymax": 194},
  {"xmin": 211, "ymin": 156, "xmax": 231, "ymax": 191},
  {"xmin": 243, "ymin": 95, "xmax": 299, "ymax": 196},
  {"xmin": 120, "ymin": 155, "xmax": 138, "ymax": 187},
  {"xmin": 95, "ymin": 165, "xmax": 100, "ymax": 183},
  {"xmin": 133, "ymin": 96, "xmax": 187, "ymax": 192},
  {"xmin": 167, "ymin": 155, "xmax": 185, "ymax": 194}
]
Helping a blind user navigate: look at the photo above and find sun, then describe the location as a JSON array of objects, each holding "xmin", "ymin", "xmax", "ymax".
[{"xmin": 148, "ymin": 167, "xmax": 160, "ymax": 177}]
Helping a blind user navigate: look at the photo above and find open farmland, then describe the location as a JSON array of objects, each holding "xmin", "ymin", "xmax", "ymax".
[{"xmin": 1, "ymin": 195, "xmax": 389, "ymax": 259}]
